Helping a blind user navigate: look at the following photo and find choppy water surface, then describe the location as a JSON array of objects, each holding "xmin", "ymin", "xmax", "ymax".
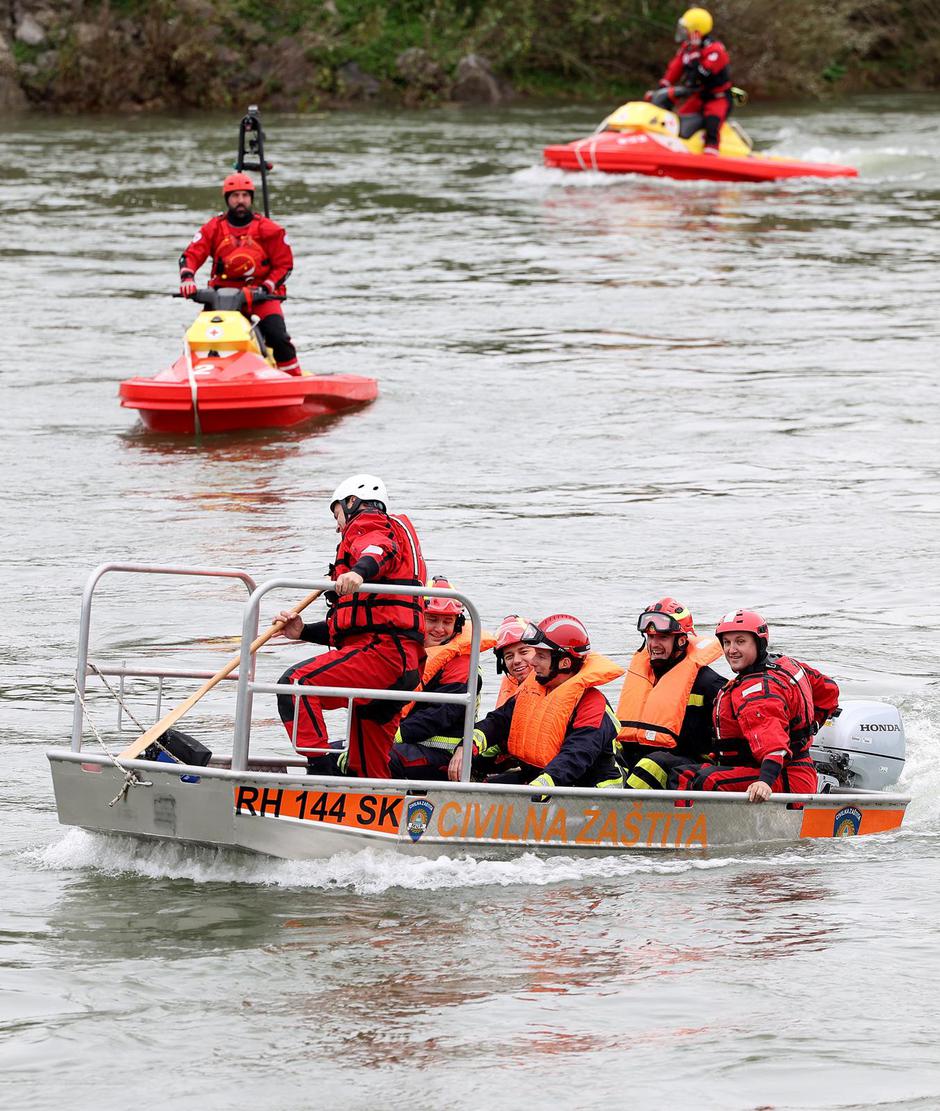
[{"xmin": 1, "ymin": 95, "xmax": 939, "ymax": 1110}]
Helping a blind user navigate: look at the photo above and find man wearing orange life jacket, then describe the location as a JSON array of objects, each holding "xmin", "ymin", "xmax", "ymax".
[
  {"xmin": 274, "ymin": 474, "xmax": 427, "ymax": 779},
  {"xmin": 493, "ymin": 614, "xmax": 537, "ymax": 708},
  {"xmin": 631, "ymin": 610, "xmax": 840, "ymax": 802},
  {"xmin": 448, "ymin": 615, "xmax": 624, "ymax": 790},
  {"xmin": 388, "ymin": 577, "xmax": 495, "ymax": 780},
  {"xmin": 618, "ymin": 597, "xmax": 725, "ymax": 789},
  {"xmin": 178, "ymin": 172, "xmax": 302, "ymax": 375}
]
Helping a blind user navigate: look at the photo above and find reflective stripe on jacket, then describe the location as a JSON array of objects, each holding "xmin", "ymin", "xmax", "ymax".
[{"xmin": 616, "ymin": 635, "xmax": 722, "ymax": 748}]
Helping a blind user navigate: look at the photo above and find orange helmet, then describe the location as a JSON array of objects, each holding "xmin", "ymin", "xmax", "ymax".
[
  {"xmin": 222, "ymin": 172, "xmax": 255, "ymax": 197},
  {"xmin": 424, "ymin": 576, "xmax": 464, "ymax": 617},
  {"xmin": 715, "ymin": 609, "xmax": 769, "ymax": 645},
  {"xmin": 637, "ymin": 597, "xmax": 695, "ymax": 636},
  {"xmin": 522, "ymin": 614, "xmax": 591, "ymax": 662}
]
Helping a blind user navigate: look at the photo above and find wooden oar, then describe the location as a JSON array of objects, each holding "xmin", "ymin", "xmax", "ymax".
[{"xmin": 117, "ymin": 588, "xmax": 324, "ymax": 761}]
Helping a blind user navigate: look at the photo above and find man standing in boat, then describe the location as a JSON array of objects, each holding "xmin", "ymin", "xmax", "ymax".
[
  {"xmin": 448, "ymin": 615, "xmax": 624, "ymax": 790},
  {"xmin": 273, "ymin": 474, "xmax": 427, "ymax": 779},
  {"xmin": 388, "ymin": 577, "xmax": 495, "ymax": 781},
  {"xmin": 616, "ymin": 597, "xmax": 726, "ymax": 788},
  {"xmin": 178, "ymin": 172, "xmax": 302, "ymax": 376},
  {"xmin": 630, "ymin": 610, "xmax": 840, "ymax": 802},
  {"xmin": 647, "ymin": 7, "xmax": 732, "ymax": 155}
]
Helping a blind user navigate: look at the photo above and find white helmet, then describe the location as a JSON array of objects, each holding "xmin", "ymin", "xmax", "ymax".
[{"xmin": 329, "ymin": 473, "xmax": 389, "ymax": 512}]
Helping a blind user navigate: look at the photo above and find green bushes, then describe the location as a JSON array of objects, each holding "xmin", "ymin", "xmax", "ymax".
[{"xmin": 11, "ymin": 0, "xmax": 940, "ymax": 110}]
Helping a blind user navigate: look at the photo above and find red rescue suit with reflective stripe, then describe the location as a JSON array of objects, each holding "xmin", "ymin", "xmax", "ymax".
[
  {"xmin": 616, "ymin": 635, "xmax": 722, "ymax": 747},
  {"xmin": 327, "ymin": 511, "xmax": 427, "ymax": 645},
  {"xmin": 181, "ymin": 212, "xmax": 294, "ymax": 295},
  {"xmin": 713, "ymin": 654, "xmax": 840, "ymax": 770}
]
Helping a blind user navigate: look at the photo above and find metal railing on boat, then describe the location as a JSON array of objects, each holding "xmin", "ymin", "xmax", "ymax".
[{"xmin": 70, "ymin": 565, "xmax": 483, "ymax": 782}]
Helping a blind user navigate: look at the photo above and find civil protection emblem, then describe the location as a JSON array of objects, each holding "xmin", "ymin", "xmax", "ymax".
[
  {"xmin": 406, "ymin": 798, "xmax": 435, "ymax": 842},
  {"xmin": 833, "ymin": 806, "xmax": 862, "ymax": 837}
]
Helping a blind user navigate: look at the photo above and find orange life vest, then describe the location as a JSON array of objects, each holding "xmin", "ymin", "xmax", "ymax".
[
  {"xmin": 616, "ymin": 635, "xmax": 722, "ymax": 748},
  {"xmin": 401, "ymin": 626, "xmax": 495, "ymax": 717},
  {"xmin": 507, "ymin": 652, "xmax": 624, "ymax": 769},
  {"xmin": 496, "ymin": 673, "xmax": 521, "ymax": 708}
]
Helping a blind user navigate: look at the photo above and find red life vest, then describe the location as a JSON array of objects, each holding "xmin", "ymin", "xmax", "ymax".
[
  {"xmin": 327, "ymin": 512, "xmax": 427, "ymax": 644},
  {"xmin": 616, "ymin": 635, "xmax": 722, "ymax": 747},
  {"xmin": 713, "ymin": 655, "xmax": 818, "ymax": 767},
  {"xmin": 507, "ymin": 653, "xmax": 624, "ymax": 769},
  {"xmin": 181, "ymin": 213, "xmax": 292, "ymax": 293}
]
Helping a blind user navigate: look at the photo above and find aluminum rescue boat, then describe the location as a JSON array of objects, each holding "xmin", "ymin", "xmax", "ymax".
[
  {"xmin": 119, "ymin": 288, "xmax": 377, "ymax": 435},
  {"xmin": 543, "ymin": 101, "xmax": 858, "ymax": 182},
  {"xmin": 48, "ymin": 565, "xmax": 909, "ymax": 862}
]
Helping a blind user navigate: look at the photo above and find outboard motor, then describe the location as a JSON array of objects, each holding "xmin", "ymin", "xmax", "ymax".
[{"xmin": 811, "ymin": 700, "xmax": 906, "ymax": 791}]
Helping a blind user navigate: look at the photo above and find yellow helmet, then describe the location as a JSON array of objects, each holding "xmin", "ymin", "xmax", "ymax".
[{"xmin": 677, "ymin": 7, "xmax": 714, "ymax": 40}]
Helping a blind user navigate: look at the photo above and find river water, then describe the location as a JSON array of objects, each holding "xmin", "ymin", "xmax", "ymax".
[{"xmin": 2, "ymin": 94, "xmax": 939, "ymax": 1110}]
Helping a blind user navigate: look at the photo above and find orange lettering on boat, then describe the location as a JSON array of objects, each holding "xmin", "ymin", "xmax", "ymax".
[
  {"xmin": 576, "ymin": 808, "xmax": 602, "ymax": 845},
  {"xmin": 621, "ymin": 804, "xmax": 643, "ymax": 846},
  {"xmin": 524, "ymin": 805, "xmax": 549, "ymax": 841},
  {"xmin": 685, "ymin": 813, "xmax": 708, "ymax": 847},
  {"xmin": 438, "ymin": 800, "xmax": 462, "ymax": 838}
]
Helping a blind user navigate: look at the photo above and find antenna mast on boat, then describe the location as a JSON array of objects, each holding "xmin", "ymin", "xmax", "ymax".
[{"xmin": 235, "ymin": 105, "xmax": 272, "ymax": 218}]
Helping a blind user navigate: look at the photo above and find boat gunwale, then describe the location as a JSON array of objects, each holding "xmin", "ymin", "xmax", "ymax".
[{"xmin": 46, "ymin": 748, "xmax": 912, "ymax": 810}]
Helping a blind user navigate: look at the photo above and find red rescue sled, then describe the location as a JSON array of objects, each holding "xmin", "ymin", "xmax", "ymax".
[
  {"xmin": 543, "ymin": 101, "xmax": 858, "ymax": 183},
  {"xmin": 119, "ymin": 288, "xmax": 378, "ymax": 435}
]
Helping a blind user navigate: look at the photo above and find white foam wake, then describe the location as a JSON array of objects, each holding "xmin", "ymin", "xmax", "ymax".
[{"xmin": 32, "ymin": 828, "xmax": 741, "ymax": 894}]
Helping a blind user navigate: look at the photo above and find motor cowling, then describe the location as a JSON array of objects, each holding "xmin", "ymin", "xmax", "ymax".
[{"xmin": 811, "ymin": 700, "xmax": 906, "ymax": 791}]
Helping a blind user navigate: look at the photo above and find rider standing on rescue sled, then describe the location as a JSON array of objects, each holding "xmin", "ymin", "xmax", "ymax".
[
  {"xmin": 178, "ymin": 172, "xmax": 302, "ymax": 376},
  {"xmin": 630, "ymin": 610, "xmax": 840, "ymax": 803},
  {"xmin": 648, "ymin": 7, "xmax": 732, "ymax": 155}
]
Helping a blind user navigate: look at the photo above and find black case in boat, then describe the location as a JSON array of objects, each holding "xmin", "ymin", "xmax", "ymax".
[{"xmin": 143, "ymin": 728, "xmax": 212, "ymax": 766}]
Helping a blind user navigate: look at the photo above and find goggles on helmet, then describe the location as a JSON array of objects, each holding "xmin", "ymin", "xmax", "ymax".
[
  {"xmin": 637, "ymin": 610, "xmax": 683, "ymax": 635},
  {"xmin": 519, "ymin": 622, "xmax": 552, "ymax": 650}
]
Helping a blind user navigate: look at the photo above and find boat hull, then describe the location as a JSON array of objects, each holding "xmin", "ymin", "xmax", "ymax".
[
  {"xmin": 48, "ymin": 751, "xmax": 907, "ymax": 861},
  {"xmin": 543, "ymin": 132, "xmax": 858, "ymax": 182},
  {"xmin": 119, "ymin": 351, "xmax": 378, "ymax": 434}
]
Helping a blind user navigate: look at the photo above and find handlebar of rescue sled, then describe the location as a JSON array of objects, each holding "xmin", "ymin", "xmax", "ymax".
[{"xmin": 117, "ymin": 588, "xmax": 324, "ymax": 761}]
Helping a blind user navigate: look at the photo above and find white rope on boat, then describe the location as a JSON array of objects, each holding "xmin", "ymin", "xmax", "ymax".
[{"xmin": 75, "ymin": 669, "xmax": 155, "ymax": 806}]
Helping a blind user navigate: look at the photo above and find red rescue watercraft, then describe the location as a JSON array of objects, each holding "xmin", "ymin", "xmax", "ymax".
[
  {"xmin": 543, "ymin": 101, "xmax": 858, "ymax": 183},
  {"xmin": 119, "ymin": 288, "xmax": 378, "ymax": 435}
]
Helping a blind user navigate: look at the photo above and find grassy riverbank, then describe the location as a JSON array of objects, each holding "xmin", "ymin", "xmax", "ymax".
[{"xmin": 6, "ymin": 0, "xmax": 940, "ymax": 111}]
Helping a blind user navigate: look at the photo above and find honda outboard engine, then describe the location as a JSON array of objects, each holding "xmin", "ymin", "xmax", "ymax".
[{"xmin": 811, "ymin": 700, "xmax": 906, "ymax": 791}]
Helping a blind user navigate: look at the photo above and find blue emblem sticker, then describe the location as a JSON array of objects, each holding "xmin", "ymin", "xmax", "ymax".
[
  {"xmin": 834, "ymin": 806, "xmax": 862, "ymax": 837},
  {"xmin": 406, "ymin": 798, "xmax": 435, "ymax": 843}
]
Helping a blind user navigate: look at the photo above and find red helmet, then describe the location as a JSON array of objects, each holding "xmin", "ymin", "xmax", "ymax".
[
  {"xmin": 637, "ymin": 597, "xmax": 695, "ymax": 636},
  {"xmin": 495, "ymin": 614, "xmax": 530, "ymax": 652},
  {"xmin": 522, "ymin": 614, "xmax": 591, "ymax": 661},
  {"xmin": 424, "ymin": 576, "xmax": 464, "ymax": 617},
  {"xmin": 715, "ymin": 609, "xmax": 769, "ymax": 645},
  {"xmin": 222, "ymin": 172, "xmax": 255, "ymax": 197}
]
